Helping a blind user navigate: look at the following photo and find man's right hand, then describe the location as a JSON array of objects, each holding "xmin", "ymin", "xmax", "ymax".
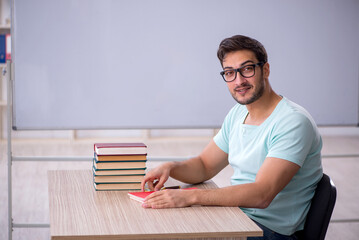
[
  {"xmin": 141, "ymin": 140, "xmax": 229, "ymax": 192},
  {"xmin": 141, "ymin": 162, "xmax": 175, "ymax": 191}
]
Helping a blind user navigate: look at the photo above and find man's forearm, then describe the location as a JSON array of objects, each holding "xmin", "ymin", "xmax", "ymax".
[
  {"xmin": 190, "ymin": 158, "xmax": 301, "ymax": 208},
  {"xmin": 191, "ymin": 183, "xmax": 271, "ymax": 209},
  {"xmin": 169, "ymin": 156, "xmax": 211, "ymax": 184}
]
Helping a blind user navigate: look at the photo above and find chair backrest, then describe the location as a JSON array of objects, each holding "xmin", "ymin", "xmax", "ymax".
[{"xmin": 297, "ymin": 173, "xmax": 337, "ymax": 240}]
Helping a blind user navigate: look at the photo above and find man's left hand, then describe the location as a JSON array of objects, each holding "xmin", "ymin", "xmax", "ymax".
[{"xmin": 142, "ymin": 189, "xmax": 196, "ymax": 209}]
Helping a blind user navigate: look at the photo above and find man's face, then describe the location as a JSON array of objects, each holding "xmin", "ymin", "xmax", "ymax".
[{"xmin": 222, "ymin": 50, "xmax": 266, "ymax": 105}]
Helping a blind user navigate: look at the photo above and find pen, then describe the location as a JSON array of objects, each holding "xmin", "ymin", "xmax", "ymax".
[{"xmin": 161, "ymin": 185, "xmax": 181, "ymax": 190}]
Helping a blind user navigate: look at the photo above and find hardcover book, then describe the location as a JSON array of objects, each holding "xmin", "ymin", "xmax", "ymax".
[
  {"xmin": 93, "ymin": 158, "xmax": 146, "ymax": 170},
  {"xmin": 94, "ymin": 182, "xmax": 142, "ymax": 191},
  {"xmin": 6, "ymin": 34, "xmax": 11, "ymax": 60},
  {"xmin": 94, "ymin": 174, "xmax": 145, "ymax": 183},
  {"xmin": 95, "ymin": 153, "xmax": 147, "ymax": 162},
  {"xmin": 128, "ymin": 191, "xmax": 153, "ymax": 203},
  {"xmin": 94, "ymin": 143, "xmax": 147, "ymax": 156},
  {"xmin": 92, "ymin": 166, "xmax": 146, "ymax": 176},
  {"xmin": 0, "ymin": 35, "xmax": 5, "ymax": 64}
]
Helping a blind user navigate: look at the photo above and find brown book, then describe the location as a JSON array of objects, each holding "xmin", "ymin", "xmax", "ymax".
[
  {"xmin": 95, "ymin": 154, "xmax": 147, "ymax": 162},
  {"xmin": 94, "ymin": 174, "xmax": 145, "ymax": 183},
  {"xmin": 93, "ymin": 159, "xmax": 146, "ymax": 170},
  {"xmin": 94, "ymin": 143, "xmax": 147, "ymax": 156},
  {"xmin": 93, "ymin": 166, "xmax": 146, "ymax": 176},
  {"xmin": 93, "ymin": 182, "xmax": 142, "ymax": 191}
]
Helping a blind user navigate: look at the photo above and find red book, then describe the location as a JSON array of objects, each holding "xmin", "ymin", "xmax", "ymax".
[
  {"xmin": 128, "ymin": 187, "xmax": 198, "ymax": 203},
  {"xmin": 5, "ymin": 34, "xmax": 11, "ymax": 60},
  {"xmin": 94, "ymin": 143, "xmax": 147, "ymax": 156}
]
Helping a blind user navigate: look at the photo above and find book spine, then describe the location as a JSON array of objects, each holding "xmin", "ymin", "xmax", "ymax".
[{"xmin": 0, "ymin": 35, "xmax": 6, "ymax": 64}]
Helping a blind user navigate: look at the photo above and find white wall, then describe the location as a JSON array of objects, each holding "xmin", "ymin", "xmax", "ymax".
[
  {"xmin": 1, "ymin": 0, "xmax": 358, "ymax": 139},
  {"xmin": 0, "ymin": 0, "xmax": 10, "ymax": 25},
  {"xmin": 12, "ymin": 0, "xmax": 359, "ymax": 129}
]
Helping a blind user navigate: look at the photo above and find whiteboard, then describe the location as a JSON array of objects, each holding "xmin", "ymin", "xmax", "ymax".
[{"xmin": 12, "ymin": 0, "xmax": 359, "ymax": 130}]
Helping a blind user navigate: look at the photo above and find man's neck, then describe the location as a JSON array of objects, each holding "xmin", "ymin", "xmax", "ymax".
[{"xmin": 244, "ymin": 89, "xmax": 282, "ymax": 126}]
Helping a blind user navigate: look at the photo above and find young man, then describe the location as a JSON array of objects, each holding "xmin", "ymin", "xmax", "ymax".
[{"xmin": 141, "ymin": 35, "xmax": 323, "ymax": 239}]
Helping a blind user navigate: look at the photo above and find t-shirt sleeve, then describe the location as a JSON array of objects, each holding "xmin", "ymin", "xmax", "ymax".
[
  {"xmin": 267, "ymin": 113, "xmax": 316, "ymax": 167},
  {"xmin": 214, "ymin": 128, "xmax": 229, "ymax": 153},
  {"xmin": 213, "ymin": 110, "xmax": 233, "ymax": 154}
]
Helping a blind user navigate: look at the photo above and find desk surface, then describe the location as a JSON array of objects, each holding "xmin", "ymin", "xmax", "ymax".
[{"xmin": 48, "ymin": 170, "xmax": 262, "ymax": 240}]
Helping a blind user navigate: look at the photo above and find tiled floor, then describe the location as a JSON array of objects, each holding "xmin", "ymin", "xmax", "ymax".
[{"xmin": 0, "ymin": 133, "xmax": 358, "ymax": 239}]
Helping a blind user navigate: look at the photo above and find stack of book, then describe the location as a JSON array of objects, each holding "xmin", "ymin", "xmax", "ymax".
[{"xmin": 93, "ymin": 143, "xmax": 147, "ymax": 191}]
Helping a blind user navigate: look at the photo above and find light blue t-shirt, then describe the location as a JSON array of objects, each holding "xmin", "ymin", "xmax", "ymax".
[{"xmin": 214, "ymin": 97, "xmax": 323, "ymax": 235}]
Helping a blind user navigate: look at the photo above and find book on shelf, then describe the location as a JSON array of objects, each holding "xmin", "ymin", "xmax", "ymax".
[
  {"xmin": 0, "ymin": 35, "xmax": 5, "ymax": 64},
  {"xmin": 6, "ymin": 34, "xmax": 10, "ymax": 60},
  {"xmin": 95, "ymin": 153, "xmax": 147, "ymax": 162},
  {"xmin": 128, "ymin": 187, "xmax": 198, "ymax": 203},
  {"xmin": 94, "ymin": 174, "xmax": 145, "ymax": 183},
  {"xmin": 93, "ymin": 158, "xmax": 147, "ymax": 170},
  {"xmin": 94, "ymin": 143, "xmax": 147, "ymax": 156},
  {"xmin": 94, "ymin": 182, "xmax": 142, "ymax": 191},
  {"xmin": 92, "ymin": 166, "xmax": 146, "ymax": 176}
]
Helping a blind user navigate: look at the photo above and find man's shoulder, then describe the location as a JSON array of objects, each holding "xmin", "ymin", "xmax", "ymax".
[
  {"xmin": 272, "ymin": 97, "xmax": 319, "ymax": 132},
  {"xmin": 279, "ymin": 97, "xmax": 315, "ymax": 122}
]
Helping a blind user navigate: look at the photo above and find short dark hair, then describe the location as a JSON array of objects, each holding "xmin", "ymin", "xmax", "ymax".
[{"xmin": 217, "ymin": 35, "xmax": 268, "ymax": 66}]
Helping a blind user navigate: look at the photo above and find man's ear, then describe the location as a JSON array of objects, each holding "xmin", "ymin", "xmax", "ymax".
[{"xmin": 263, "ymin": 62, "xmax": 270, "ymax": 79}]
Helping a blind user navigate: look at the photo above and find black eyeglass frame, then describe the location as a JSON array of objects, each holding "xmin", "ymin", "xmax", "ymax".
[{"xmin": 220, "ymin": 62, "xmax": 265, "ymax": 82}]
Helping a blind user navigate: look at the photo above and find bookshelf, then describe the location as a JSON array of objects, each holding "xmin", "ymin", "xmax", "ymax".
[
  {"xmin": 0, "ymin": 64, "xmax": 6, "ymax": 139},
  {"xmin": 0, "ymin": 24, "xmax": 10, "ymax": 34},
  {"xmin": 0, "ymin": 24, "xmax": 10, "ymax": 139}
]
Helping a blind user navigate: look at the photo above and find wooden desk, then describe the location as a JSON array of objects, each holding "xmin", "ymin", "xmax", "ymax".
[{"xmin": 48, "ymin": 170, "xmax": 262, "ymax": 240}]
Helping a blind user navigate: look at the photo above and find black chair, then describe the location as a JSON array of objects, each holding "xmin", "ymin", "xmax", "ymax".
[{"xmin": 296, "ymin": 173, "xmax": 337, "ymax": 240}]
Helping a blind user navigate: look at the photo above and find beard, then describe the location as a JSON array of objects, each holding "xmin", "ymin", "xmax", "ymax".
[{"xmin": 231, "ymin": 76, "xmax": 265, "ymax": 105}]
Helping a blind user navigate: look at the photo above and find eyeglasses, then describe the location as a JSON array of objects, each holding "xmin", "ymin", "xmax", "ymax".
[{"xmin": 220, "ymin": 62, "xmax": 265, "ymax": 82}]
